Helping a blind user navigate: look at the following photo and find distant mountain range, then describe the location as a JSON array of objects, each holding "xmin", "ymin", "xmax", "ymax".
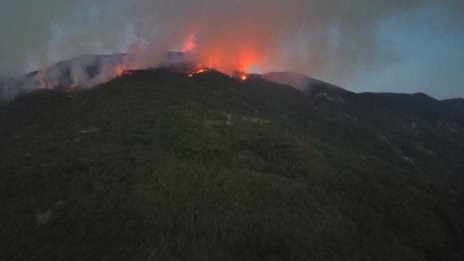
[{"xmin": 1, "ymin": 53, "xmax": 463, "ymax": 104}]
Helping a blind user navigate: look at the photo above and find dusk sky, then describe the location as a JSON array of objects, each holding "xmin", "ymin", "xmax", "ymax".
[{"xmin": 1, "ymin": 0, "xmax": 463, "ymax": 99}]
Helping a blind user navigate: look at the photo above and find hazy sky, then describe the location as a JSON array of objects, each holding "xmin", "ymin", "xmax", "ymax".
[{"xmin": 1, "ymin": 0, "xmax": 463, "ymax": 99}]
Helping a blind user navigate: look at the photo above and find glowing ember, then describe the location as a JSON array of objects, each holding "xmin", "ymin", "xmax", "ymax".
[
  {"xmin": 187, "ymin": 67, "xmax": 208, "ymax": 77},
  {"xmin": 114, "ymin": 66, "xmax": 134, "ymax": 78},
  {"xmin": 231, "ymin": 70, "xmax": 248, "ymax": 81},
  {"xmin": 115, "ymin": 66, "xmax": 125, "ymax": 77}
]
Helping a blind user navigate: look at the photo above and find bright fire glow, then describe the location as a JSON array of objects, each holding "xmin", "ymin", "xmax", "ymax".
[
  {"xmin": 195, "ymin": 50, "xmax": 256, "ymax": 76},
  {"xmin": 115, "ymin": 66, "xmax": 125, "ymax": 77},
  {"xmin": 114, "ymin": 65, "xmax": 134, "ymax": 78},
  {"xmin": 188, "ymin": 67, "xmax": 208, "ymax": 77},
  {"xmin": 179, "ymin": 32, "xmax": 259, "ymax": 78},
  {"xmin": 112, "ymin": 32, "xmax": 262, "ymax": 81},
  {"xmin": 232, "ymin": 70, "xmax": 249, "ymax": 81}
]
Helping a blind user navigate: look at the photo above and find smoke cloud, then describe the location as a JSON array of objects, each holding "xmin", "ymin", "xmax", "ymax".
[{"xmin": 1, "ymin": 0, "xmax": 463, "ymax": 96}]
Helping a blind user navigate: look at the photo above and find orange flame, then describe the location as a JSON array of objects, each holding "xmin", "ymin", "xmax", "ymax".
[
  {"xmin": 114, "ymin": 65, "xmax": 135, "ymax": 78},
  {"xmin": 188, "ymin": 67, "xmax": 209, "ymax": 77},
  {"xmin": 177, "ymin": 31, "xmax": 260, "ymax": 77},
  {"xmin": 115, "ymin": 66, "xmax": 125, "ymax": 77}
]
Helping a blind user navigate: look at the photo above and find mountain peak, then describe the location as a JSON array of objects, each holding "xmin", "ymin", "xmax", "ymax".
[{"xmin": 261, "ymin": 71, "xmax": 343, "ymax": 92}]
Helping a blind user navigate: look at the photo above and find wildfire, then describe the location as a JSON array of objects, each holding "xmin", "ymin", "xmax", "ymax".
[
  {"xmin": 232, "ymin": 70, "xmax": 249, "ymax": 81},
  {"xmin": 177, "ymin": 31, "xmax": 258, "ymax": 81},
  {"xmin": 185, "ymin": 66, "xmax": 248, "ymax": 81},
  {"xmin": 128, "ymin": 32, "xmax": 260, "ymax": 81},
  {"xmin": 115, "ymin": 66, "xmax": 125, "ymax": 77},
  {"xmin": 115, "ymin": 66, "xmax": 134, "ymax": 78},
  {"xmin": 188, "ymin": 67, "xmax": 208, "ymax": 77}
]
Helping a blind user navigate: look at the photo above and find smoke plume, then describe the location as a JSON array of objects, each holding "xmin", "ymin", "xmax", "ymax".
[{"xmin": 1, "ymin": 0, "xmax": 463, "ymax": 99}]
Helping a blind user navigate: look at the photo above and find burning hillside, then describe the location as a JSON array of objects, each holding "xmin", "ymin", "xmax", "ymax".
[
  {"xmin": 0, "ymin": 54, "xmax": 128, "ymax": 101},
  {"xmin": 0, "ymin": 38, "xmax": 259, "ymax": 101},
  {"xmin": 159, "ymin": 34, "xmax": 255, "ymax": 80}
]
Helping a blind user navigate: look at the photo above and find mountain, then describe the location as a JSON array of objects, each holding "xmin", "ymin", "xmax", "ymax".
[
  {"xmin": 261, "ymin": 71, "xmax": 344, "ymax": 91},
  {"xmin": 259, "ymin": 71, "xmax": 353, "ymax": 105},
  {"xmin": 443, "ymin": 98, "xmax": 464, "ymax": 117},
  {"xmin": 0, "ymin": 54, "xmax": 127, "ymax": 102},
  {"xmin": 0, "ymin": 52, "xmax": 198, "ymax": 103},
  {"xmin": 1, "ymin": 68, "xmax": 463, "ymax": 260}
]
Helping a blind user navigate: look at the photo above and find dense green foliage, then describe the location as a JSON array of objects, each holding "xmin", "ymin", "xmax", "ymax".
[{"xmin": 1, "ymin": 69, "xmax": 463, "ymax": 260}]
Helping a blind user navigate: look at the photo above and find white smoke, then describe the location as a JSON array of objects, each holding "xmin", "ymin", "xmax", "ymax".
[
  {"xmin": 0, "ymin": 54, "xmax": 129, "ymax": 101},
  {"xmin": 0, "ymin": 51, "xmax": 200, "ymax": 101},
  {"xmin": 1, "ymin": 0, "xmax": 463, "ymax": 100}
]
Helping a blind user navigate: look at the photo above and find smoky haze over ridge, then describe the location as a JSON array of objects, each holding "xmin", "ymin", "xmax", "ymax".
[{"xmin": 1, "ymin": 0, "xmax": 464, "ymax": 98}]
